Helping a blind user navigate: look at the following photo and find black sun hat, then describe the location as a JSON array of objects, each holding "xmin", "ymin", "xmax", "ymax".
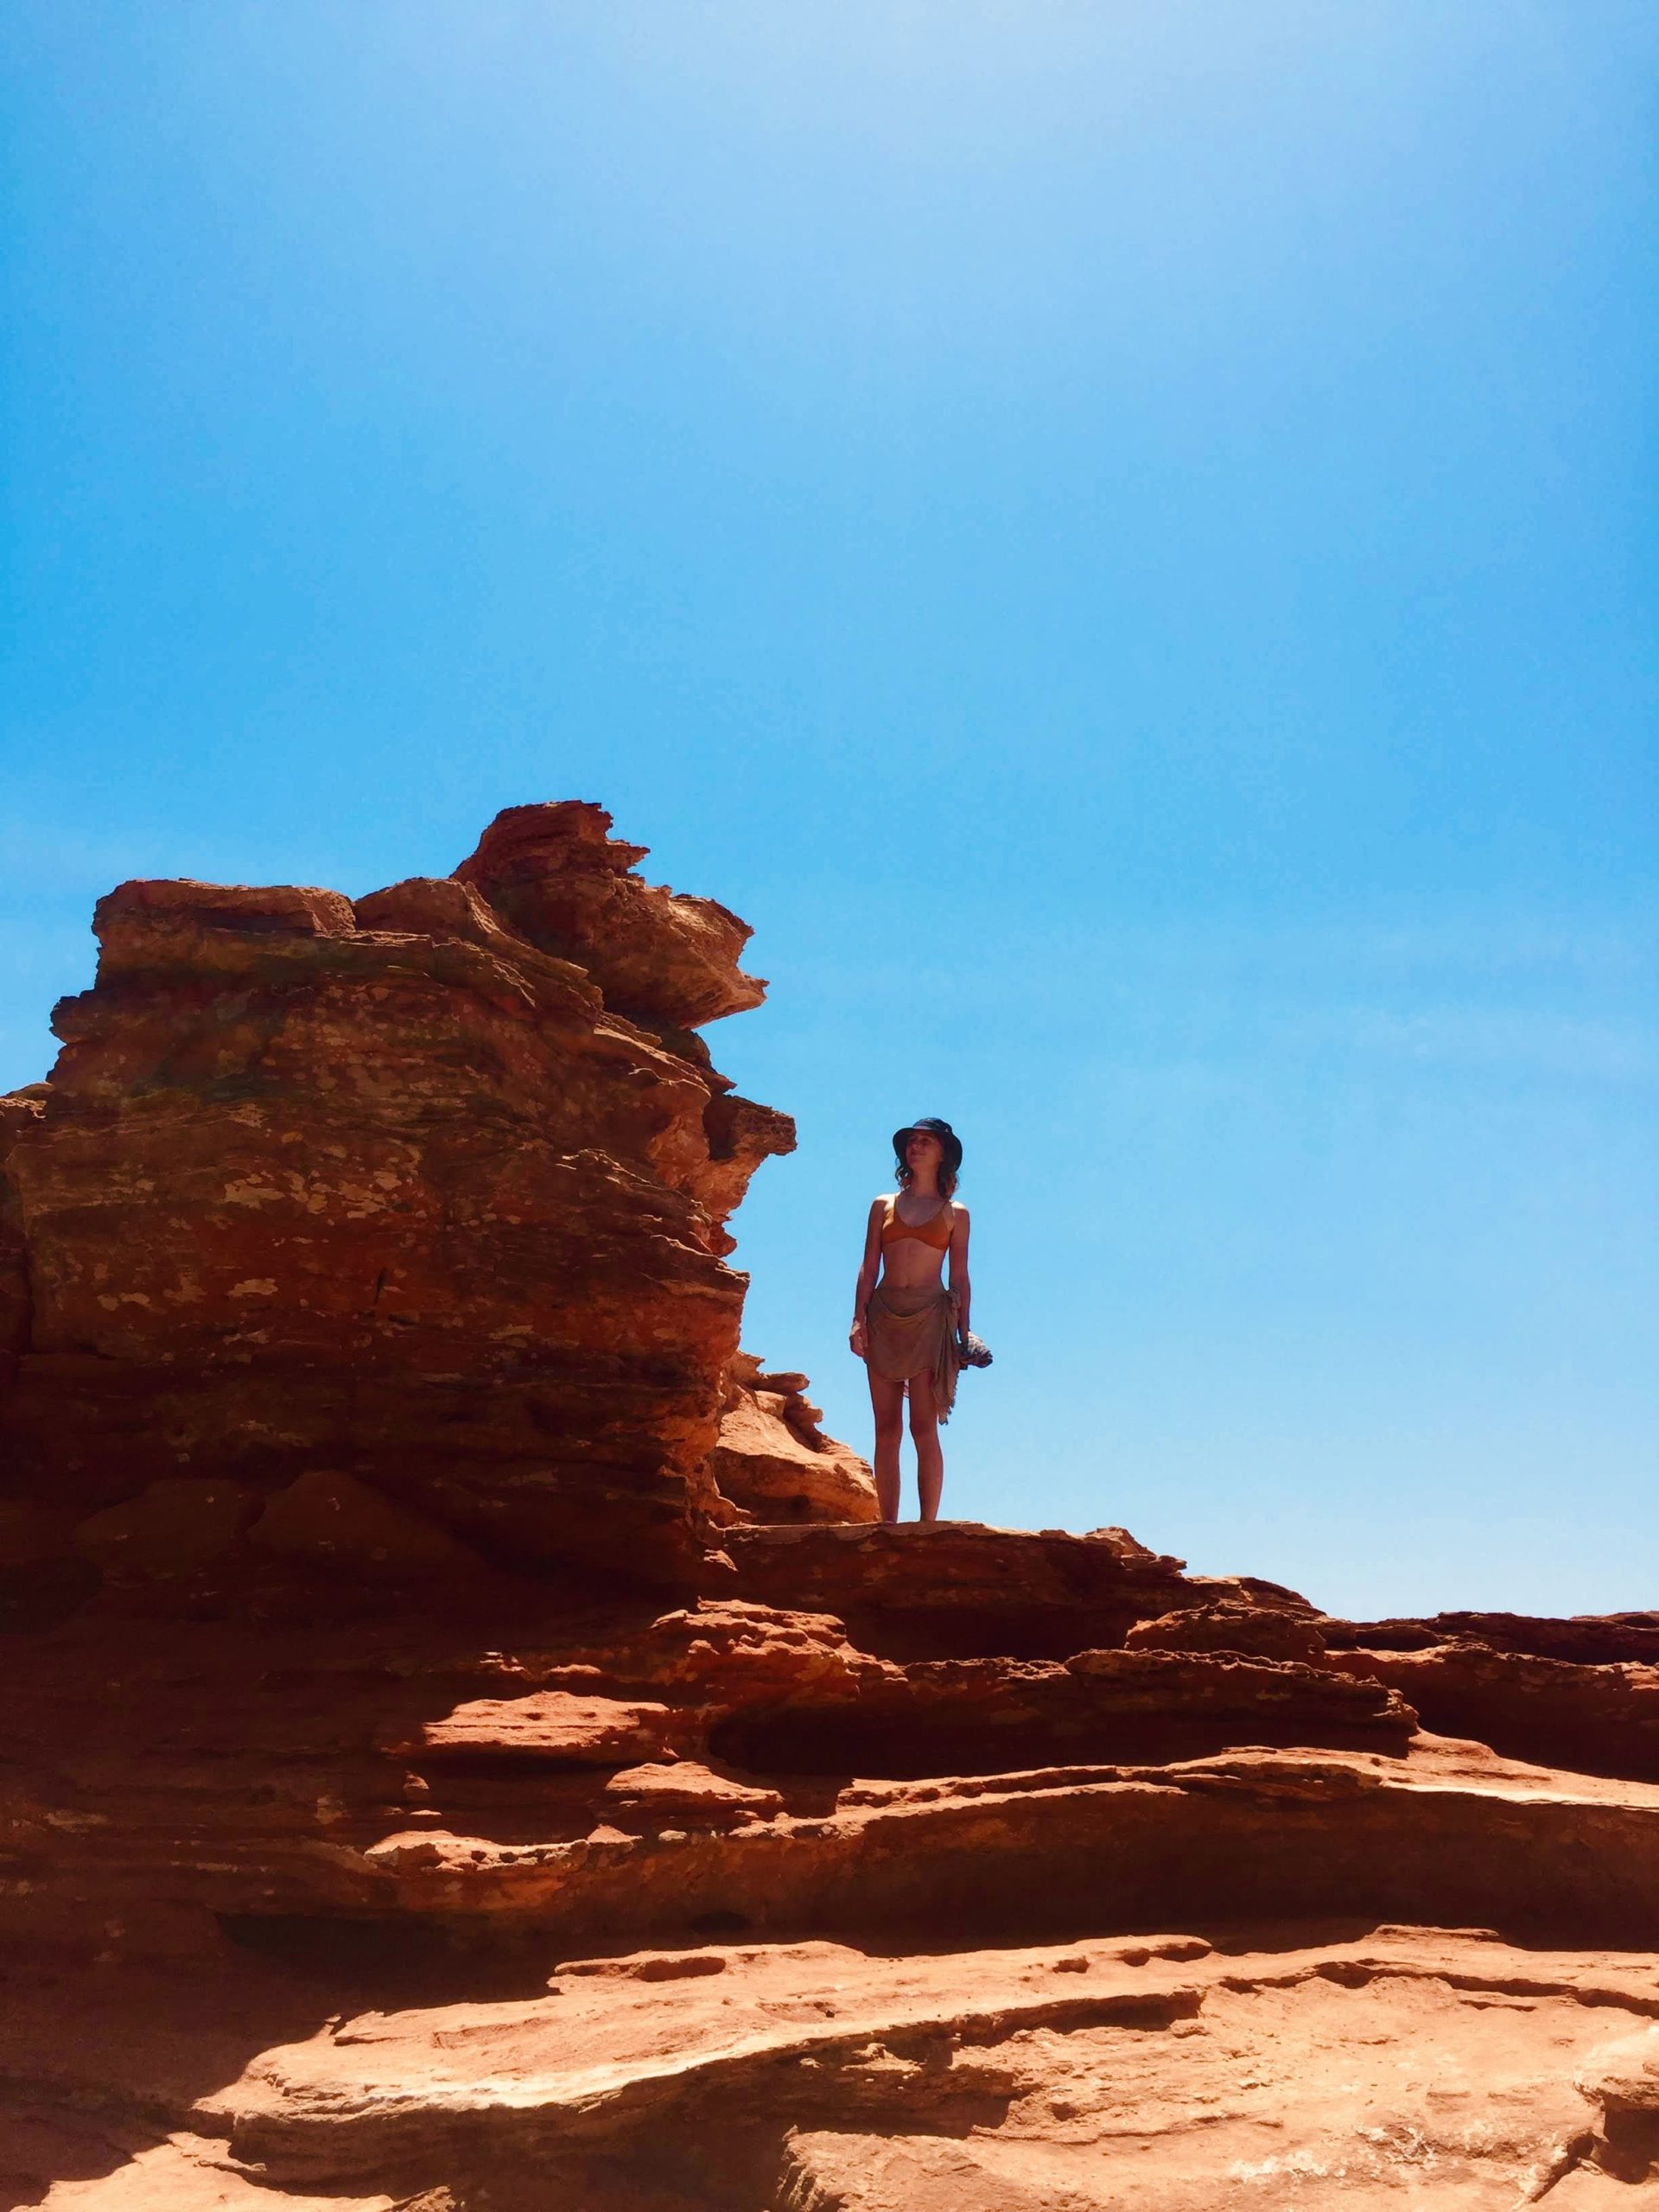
[{"xmin": 892, "ymin": 1116, "xmax": 963, "ymax": 1173}]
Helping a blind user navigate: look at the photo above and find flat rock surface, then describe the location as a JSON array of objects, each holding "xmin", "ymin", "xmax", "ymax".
[{"xmin": 12, "ymin": 1929, "xmax": 1659, "ymax": 2209}]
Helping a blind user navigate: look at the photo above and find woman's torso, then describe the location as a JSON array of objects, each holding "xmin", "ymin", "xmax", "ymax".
[{"xmin": 877, "ymin": 1192, "xmax": 953, "ymax": 1289}]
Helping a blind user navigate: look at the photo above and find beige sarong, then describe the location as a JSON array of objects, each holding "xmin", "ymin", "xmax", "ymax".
[{"xmin": 865, "ymin": 1282, "xmax": 960, "ymax": 1424}]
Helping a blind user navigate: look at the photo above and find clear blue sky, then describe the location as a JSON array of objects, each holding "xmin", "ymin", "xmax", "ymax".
[{"xmin": 3, "ymin": 3, "xmax": 1655, "ymax": 1617}]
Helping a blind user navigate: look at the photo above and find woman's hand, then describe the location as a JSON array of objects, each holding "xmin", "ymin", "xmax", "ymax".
[{"xmin": 849, "ymin": 1318, "xmax": 868, "ymax": 1359}]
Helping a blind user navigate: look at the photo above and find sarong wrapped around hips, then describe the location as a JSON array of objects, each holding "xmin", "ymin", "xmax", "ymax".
[{"xmin": 864, "ymin": 1282, "xmax": 961, "ymax": 1424}]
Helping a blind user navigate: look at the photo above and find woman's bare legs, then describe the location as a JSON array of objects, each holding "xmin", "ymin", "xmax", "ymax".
[
  {"xmin": 867, "ymin": 1369, "xmax": 945, "ymax": 1523},
  {"xmin": 908, "ymin": 1372, "xmax": 944, "ymax": 1522},
  {"xmin": 867, "ymin": 1369, "xmax": 906, "ymax": 1523}
]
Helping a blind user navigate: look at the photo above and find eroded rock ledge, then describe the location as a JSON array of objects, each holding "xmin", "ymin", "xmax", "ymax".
[{"xmin": 8, "ymin": 1532, "xmax": 1659, "ymax": 2209}]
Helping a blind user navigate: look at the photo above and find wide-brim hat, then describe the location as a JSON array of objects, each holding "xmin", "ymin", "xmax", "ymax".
[{"xmin": 892, "ymin": 1116, "xmax": 963, "ymax": 1172}]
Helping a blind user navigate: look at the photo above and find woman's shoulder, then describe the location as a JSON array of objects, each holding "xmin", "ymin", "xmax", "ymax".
[{"xmin": 869, "ymin": 1191, "xmax": 897, "ymax": 1213}]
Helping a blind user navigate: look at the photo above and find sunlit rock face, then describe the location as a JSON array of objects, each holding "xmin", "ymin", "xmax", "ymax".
[{"xmin": 0, "ymin": 802, "xmax": 803, "ymax": 1589}]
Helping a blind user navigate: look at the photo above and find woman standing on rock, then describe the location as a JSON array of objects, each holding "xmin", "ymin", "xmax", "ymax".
[{"xmin": 849, "ymin": 1117, "xmax": 972, "ymax": 1523}]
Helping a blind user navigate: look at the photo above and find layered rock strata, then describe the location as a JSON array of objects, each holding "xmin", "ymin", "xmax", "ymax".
[
  {"xmin": 9, "ymin": 1542, "xmax": 1659, "ymax": 2209},
  {"xmin": 0, "ymin": 804, "xmax": 850, "ymax": 1593}
]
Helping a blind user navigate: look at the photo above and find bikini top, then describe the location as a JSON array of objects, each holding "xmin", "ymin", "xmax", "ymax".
[{"xmin": 880, "ymin": 1196, "xmax": 954, "ymax": 1252}]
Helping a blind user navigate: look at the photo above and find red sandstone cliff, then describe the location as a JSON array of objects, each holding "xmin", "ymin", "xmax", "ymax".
[{"xmin": 2, "ymin": 810, "xmax": 1656, "ymax": 2211}]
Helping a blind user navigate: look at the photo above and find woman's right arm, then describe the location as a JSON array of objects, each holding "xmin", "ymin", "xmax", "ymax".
[{"xmin": 849, "ymin": 1198, "xmax": 885, "ymax": 1358}]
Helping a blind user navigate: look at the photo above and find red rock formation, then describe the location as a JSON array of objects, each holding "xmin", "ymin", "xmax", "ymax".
[
  {"xmin": 1323, "ymin": 1636, "xmax": 1659, "ymax": 1783},
  {"xmin": 451, "ymin": 804, "xmax": 766, "ymax": 1030},
  {"xmin": 712, "ymin": 1353, "xmax": 877, "ymax": 1525},
  {"xmin": 1325, "ymin": 1607, "xmax": 1659, "ymax": 1666},
  {"xmin": 188, "ymin": 1930, "xmax": 1659, "ymax": 2206},
  {"xmin": 0, "ymin": 1085, "xmax": 41, "ymax": 1379},
  {"xmin": 721, "ymin": 1519, "xmax": 1313, "ymax": 1661},
  {"xmin": 1125, "ymin": 1595, "xmax": 1328, "ymax": 1663},
  {"xmin": 5, "ymin": 809, "xmax": 1659, "ymax": 2210},
  {"xmin": 0, "ymin": 805, "xmax": 817, "ymax": 1594}
]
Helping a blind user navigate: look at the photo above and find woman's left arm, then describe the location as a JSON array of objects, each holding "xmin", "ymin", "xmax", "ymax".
[{"xmin": 949, "ymin": 1205, "xmax": 971, "ymax": 1342}]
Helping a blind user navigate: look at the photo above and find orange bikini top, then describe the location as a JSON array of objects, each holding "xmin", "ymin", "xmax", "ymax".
[{"xmin": 880, "ymin": 1196, "xmax": 954, "ymax": 1251}]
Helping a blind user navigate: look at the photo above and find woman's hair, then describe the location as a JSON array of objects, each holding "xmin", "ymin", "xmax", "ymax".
[{"xmin": 896, "ymin": 1146, "xmax": 958, "ymax": 1199}]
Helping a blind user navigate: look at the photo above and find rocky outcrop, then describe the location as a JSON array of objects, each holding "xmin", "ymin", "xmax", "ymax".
[
  {"xmin": 0, "ymin": 805, "xmax": 824, "ymax": 1594},
  {"xmin": 0, "ymin": 1085, "xmax": 41, "ymax": 1379},
  {"xmin": 6, "ymin": 806, "xmax": 1659, "ymax": 2210},
  {"xmin": 452, "ymin": 803, "xmax": 766, "ymax": 1031},
  {"xmin": 1125, "ymin": 1594, "xmax": 1328, "ymax": 1662},
  {"xmin": 711, "ymin": 1355, "xmax": 877, "ymax": 1526}
]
